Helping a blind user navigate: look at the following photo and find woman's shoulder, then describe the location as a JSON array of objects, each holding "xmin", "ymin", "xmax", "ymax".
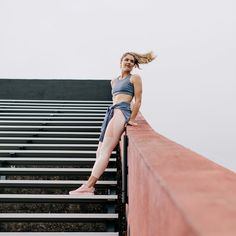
[
  {"xmin": 130, "ymin": 74, "xmax": 142, "ymax": 83},
  {"xmin": 110, "ymin": 76, "xmax": 119, "ymax": 86}
]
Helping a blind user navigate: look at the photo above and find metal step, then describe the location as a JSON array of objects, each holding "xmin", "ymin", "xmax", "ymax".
[
  {"xmin": 0, "ymin": 116, "xmax": 104, "ymax": 120},
  {"xmin": 0, "ymin": 213, "xmax": 118, "ymax": 222},
  {"xmin": 0, "ymin": 233, "xmax": 118, "ymax": 236},
  {"xmin": 0, "ymin": 113, "xmax": 105, "ymax": 117},
  {"xmin": 0, "ymin": 99, "xmax": 112, "ymax": 103},
  {"xmin": 0, "ymin": 194, "xmax": 117, "ymax": 203},
  {"xmin": 0, "ymin": 144, "xmax": 98, "ymax": 147},
  {"xmin": 0, "ymin": 102, "xmax": 111, "ymax": 107},
  {"xmin": 0, "ymin": 150, "xmax": 116, "ymax": 158},
  {"xmin": 0, "ymin": 109, "xmax": 106, "ymax": 113},
  {"xmin": 0, "ymin": 120, "xmax": 103, "ymax": 125},
  {"xmin": 0, "ymin": 125, "xmax": 101, "ymax": 131},
  {"xmin": 0, "ymin": 157, "xmax": 116, "ymax": 165},
  {"xmin": 0, "ymin": 150, "xmax": 98, "ymax": 154},
  {"xmin": 0, "ymin": 137, "xmax": 99, "ymax": 144},
  {"xmin": 0, "ymin": 150, "xmax": 115, "ymax": 156},
  {"xmin": 0, "ymin": 131, "xmax": 100, "ymax": 138},
  {"xmin": 0, "ymin": 105, "xmax": 107, "ymax": 110},
  {"xmin": 0, "ymin": 137, "xmax": 99, "ymax": 141},
  {"xmin": 0, "ymin": 167, "xmax": 117, "ymax": 175},
  {"xmin": 0, "ymin": 144, "xmax": 99, "ymax": 151},
  {"xmin": 0, "ymin": 180, "xmax": 117, "ymax": 188}
]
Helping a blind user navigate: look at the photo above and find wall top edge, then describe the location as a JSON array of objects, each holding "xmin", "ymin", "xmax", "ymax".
[{"xmin": 0, "ymin": 78, "xmax": 110, "ymax": 81}]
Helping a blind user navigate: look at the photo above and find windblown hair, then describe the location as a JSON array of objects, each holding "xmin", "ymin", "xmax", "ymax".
[{"xmin": 120, "ymin": 51, "xmax": 156, "ymax": 69}]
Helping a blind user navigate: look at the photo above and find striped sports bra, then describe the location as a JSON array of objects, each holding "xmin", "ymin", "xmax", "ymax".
[{"xmin": 111, "ymin": 74, "xmax": 134, "ymax": 97}]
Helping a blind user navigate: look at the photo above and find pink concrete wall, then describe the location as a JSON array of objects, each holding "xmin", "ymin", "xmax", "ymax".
[{"xmin": 125, "ymin": 113, "xmax": 236, "ymax": 236}]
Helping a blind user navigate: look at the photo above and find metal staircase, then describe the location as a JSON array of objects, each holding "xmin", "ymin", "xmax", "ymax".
[{"xmin": 0, "ymin": 99, "xmax": 121, "ymax": 235}]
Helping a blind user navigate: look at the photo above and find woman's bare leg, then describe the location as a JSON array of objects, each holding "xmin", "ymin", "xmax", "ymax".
[
  {"xmin": 86, "ymin": 109, "xmax": 126, "ymax": 187},
  {"xmin": 85, "ymin": 141, "xmax": 102, "ymax": 187},
  {"xmin": 69, "ymin": 109, "xmax": 126, "ymax": 194}
]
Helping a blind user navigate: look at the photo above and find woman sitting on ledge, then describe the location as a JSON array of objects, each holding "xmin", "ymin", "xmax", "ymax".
[{"xmin": 69, "ymin": 51, "xmax": 156, "ymax": 195}]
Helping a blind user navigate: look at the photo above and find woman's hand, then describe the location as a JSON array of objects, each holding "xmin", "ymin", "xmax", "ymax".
[{"xmin": 127, "ymin": 120, "xmax": 138, "ymax": 126}]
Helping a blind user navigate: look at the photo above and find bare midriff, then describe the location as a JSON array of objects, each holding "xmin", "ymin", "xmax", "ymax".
[{"xmin": 112, "ymin": 94, "xmax": 133, "ymax": 104}]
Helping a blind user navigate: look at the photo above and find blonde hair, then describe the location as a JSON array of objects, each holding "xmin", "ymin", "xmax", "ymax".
[{"xmin": 120, "ymin": 51, "xmax": 156, "ymax": 69}]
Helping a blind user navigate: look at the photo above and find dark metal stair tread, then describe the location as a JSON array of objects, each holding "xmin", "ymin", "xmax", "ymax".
[
  {"xmin": 0, "ymin": 233, "xmax": 118, "ymax": 236},
  {"xmin": 0, "ymin": 137, "xmax": 99, "ymax": 141},
  {"xmin": 0, "ymin": 109, "xmax": 106, "ymax": 112},
  {"xmin": 0, "ymin": 113, "xmax": 105, "ymax": 116},
  {"xmin": 0, "ymin": 125, "xmax": 101, "ymax": 128},
  {"xmin": 0, "ymin": 144, "xmax": 99, "ymax": 147},
  {"xmin": 0, "ymin": 120, "xmax": 102, "ymax": 124},
  {"xmin": 0, "ymin": 180, "xmax": 117, "ymax": 187},
  {"xmin": 0, "ymin": 105, "xmax": 107, "ymax": 109},
  {"xmin": 0, "ymin": 116, "xmax": 104, "ymax": 120},
  {"xmin": 0, "ymin": 99, "xmax": 112, "ymax": 103},
  {"xmin": 0, "ymin": 167, "xmax": 116, "ymax": 173},
  {"xmin": 0, "ymin": 194, "xmax": 117, "ymax": 202},
  {"xmin": 0, "ymin": 102, "xmax": 111, "ymax": 107},
  {"xmin": 0, "ymin": 150, "xmax": 115, "ymax": 155},
  {"xmin": 0, "ymin": 150, "xmax": 99, "ymax": 153},
  {"xmin": 0, "ymin": 213, "xmax": 118, "ymax": 221},
  {"xmin": 0, "ymin": 131, "xmax": 100, "ymax": 135},
  {"xmin": 0, "ymin": 121, "xmax": 103, "ymax": 124},
  {"xmin": 0, "ymin": 157, "xmax": 116, "ymax": 162},
  {"xmin": 0, "ymin": 102, "xmax": 110, "ymax": 106}
]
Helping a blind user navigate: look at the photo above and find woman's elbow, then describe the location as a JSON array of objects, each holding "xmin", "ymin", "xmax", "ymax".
[{"xmin": 135, "ymin": 99, "xmax": 142, "ymax": 107}]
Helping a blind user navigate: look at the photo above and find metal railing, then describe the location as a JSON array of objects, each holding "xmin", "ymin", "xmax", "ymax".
[
  {"xmin": 122, "ymin": 127, "xmax": 129, "ymax": 205},
  {"xmin": 117, "ymin": 126, "xmax": 129, "ymax": 236}
]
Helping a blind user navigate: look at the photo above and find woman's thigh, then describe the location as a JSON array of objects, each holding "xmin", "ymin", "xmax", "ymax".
[{"xmin": 104, "ymin": 109, "xmax": 126, "ymax": 140}]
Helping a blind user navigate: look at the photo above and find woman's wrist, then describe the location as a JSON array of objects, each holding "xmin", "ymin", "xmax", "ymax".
[
  {"xmin": 128, "ymin": 119, "xmax": 138, "ymax": 126},
  {"xmin": 129, "ymin": 118, "xmax": 135, "ymax": 122}
]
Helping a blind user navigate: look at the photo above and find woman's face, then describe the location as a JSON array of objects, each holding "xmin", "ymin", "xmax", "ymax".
[{"xmin": 120, "ymin": 54, "xmax": 135, "ymax": 72}]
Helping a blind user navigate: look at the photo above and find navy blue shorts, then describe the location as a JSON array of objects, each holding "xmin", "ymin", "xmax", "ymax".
[{"xmin": 98, "ymin": 102, "xmax": 131, "ymax": 142}]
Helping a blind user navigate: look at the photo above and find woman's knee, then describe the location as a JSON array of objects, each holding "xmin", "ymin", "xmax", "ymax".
[{"xmin": 100, "ymin": 137, "xmax": 120, "ymax": 156}]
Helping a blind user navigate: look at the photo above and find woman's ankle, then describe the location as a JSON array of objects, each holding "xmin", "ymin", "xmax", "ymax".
[{"xmin": 86, "ymin": 176, "xmax": 98, "ymax": 188}]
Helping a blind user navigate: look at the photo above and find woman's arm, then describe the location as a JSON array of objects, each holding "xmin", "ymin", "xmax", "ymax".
[{"xmin": 128, "ymin": 74, "xmax": 142, "ymax": 126}]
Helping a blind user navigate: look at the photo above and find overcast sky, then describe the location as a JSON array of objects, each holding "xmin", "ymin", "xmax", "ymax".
[{"xmin": 0, "ymin": 0, "xmax": 235, "ymax": 172}]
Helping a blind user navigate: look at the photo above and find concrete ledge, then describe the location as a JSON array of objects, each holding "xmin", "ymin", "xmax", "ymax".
[{"xmin": 126, "ymin": 113, "xmax": 236, "ymax": 236}]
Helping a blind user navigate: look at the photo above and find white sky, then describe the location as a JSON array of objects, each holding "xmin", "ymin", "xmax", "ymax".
[{"xmin": 0, "ymin": 0, "xmax": 236, "ymax": 171}]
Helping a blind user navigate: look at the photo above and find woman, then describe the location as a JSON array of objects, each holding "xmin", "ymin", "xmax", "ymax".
[{"xmin": 69, "ymin": 51, "xmax": 156, "ymax": 195}]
